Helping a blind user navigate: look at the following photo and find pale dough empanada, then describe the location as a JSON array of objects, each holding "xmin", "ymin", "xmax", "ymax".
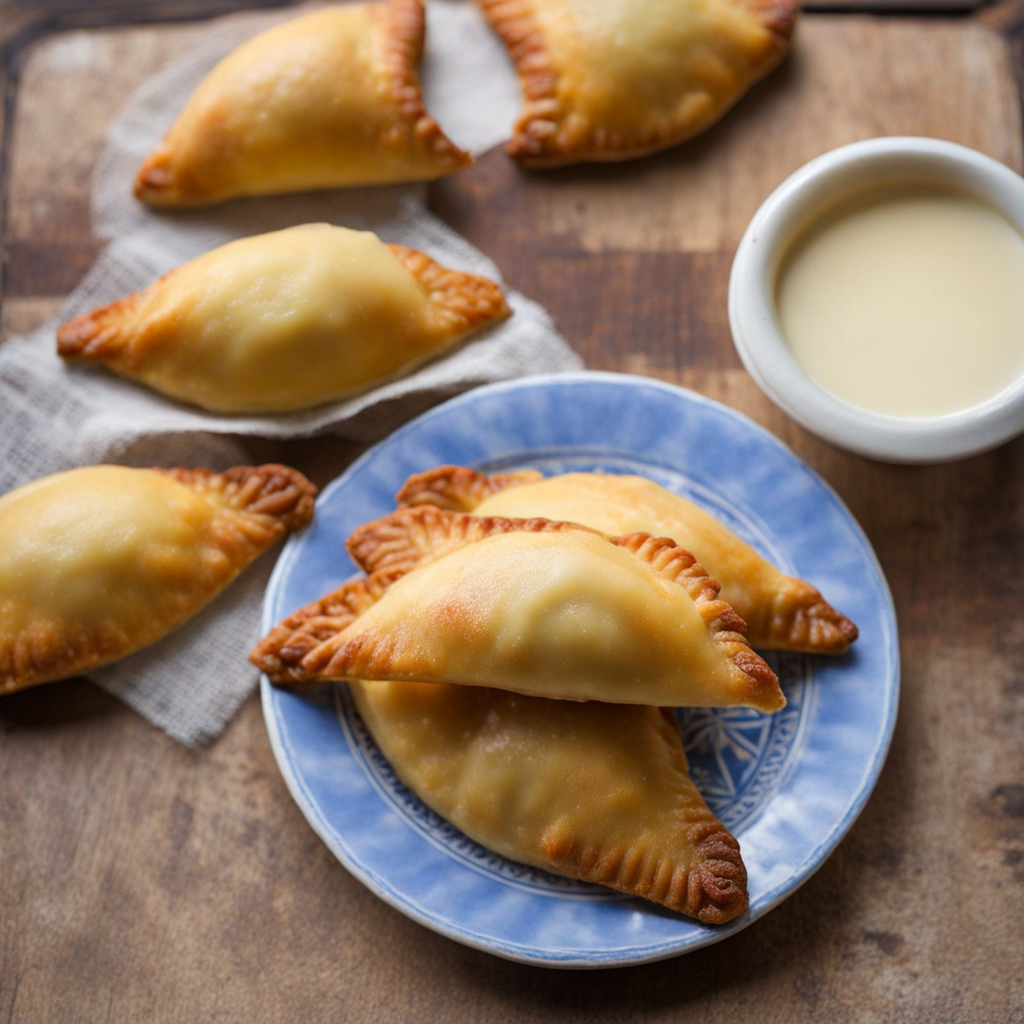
[
  {"xmin": 0, "ymin": 464, "xmax": 316, "ymax": 695},
  {"xmin": 135, "ymin": 0, "xmax": 471, "ymax": 205},
  {"xmin": 351, "ymin": 679, "xmax": 748, "ymax": 923},
  {"xmin": 57, "ymin": 224, "xmax": 510, "ymax": 414},
  {"xmin": 478, "ymin": 0, "xmax": 796, "ymax": 167},
  {"xmin": 252, "ymin": 507, "xmax": 784, "ymax": 712},
  {"xmin": 397, "ymin": 467, "xmax": 858, "ymax": 654}
]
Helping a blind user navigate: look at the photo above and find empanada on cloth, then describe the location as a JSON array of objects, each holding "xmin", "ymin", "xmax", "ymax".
[
  {"xmin": 57, "ymin": 224, "xmax": 510, "ymax": 414},
  {"xmin": 252, "ymin": 507, "xmax": 784, "ymax": 711},
  {"xmin": 397, "ymin": 467, "xmax": 858, "ymax": 654},
  {"xmin": 135, "ymin": 0, "xmax": 471, "ymax": 205},
  {"xmin": 0, "ymin": 464, "xmax": 316, "ymax": 695},
  {"xmin": 351, "ymin": 679, "xmax": 748, "ymax": 922},
  {"xmin": 478, "ymin": 0, "xmax": 796, "ymax": 166}
]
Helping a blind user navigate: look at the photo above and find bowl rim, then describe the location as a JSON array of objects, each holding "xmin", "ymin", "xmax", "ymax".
[{"xmin": 728, "ymin": 136, "xmax": 1024, "ymax": 463}]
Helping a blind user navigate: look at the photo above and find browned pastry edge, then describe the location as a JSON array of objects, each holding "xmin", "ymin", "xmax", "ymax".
[
  {"xmin": 58, "ymin": 285, "xmax": 157, "ymax": 365},
  {"xmin": 476, "ymin": 0, "xmax": 797, "ymax": 168},
  {"xmin": 386, "ymin": 246, "xmax": 511, "ymax": 330},
  {"xmin": 539, "ymin": 705, "xmax": 747, "ymax": 923},
  {"xmin": 255, "ymin": 506, "xmax": 782, "ymax": 712},
  {"xmin": 1, "ymin": 464, "xmax": 317, "ymax": 696},
  {"xmin": 372, "ymin": 0, "xmax": 474, "ymax": 174},
  {"xmin": 250, "ymin": 572, "xmax": 399, "ymax": 685},
  {"xmin": 134, "ymin": 145, "xmax": 176, "ymax": 204},
  {"xmin": 395, "ymin": 464, "xmax": 542, "ymax": 511},
  {"xmin": 134, "ymin": 0, "xmax": 472, "ymax": 204},
  {"xmin": 762, "ymin": 579, "xmax": 859, "ymax": 654},
  {"xmin": 395, "ymin": 465, "xmax": 858, "ymax": 655},
  {"xmin": 158, "ymin": 464, "xmax": 317, "ymax": 535}
]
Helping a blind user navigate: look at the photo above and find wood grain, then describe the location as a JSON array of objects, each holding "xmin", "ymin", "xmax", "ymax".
[{"xmin": 1, "ymin": 4, "xmax": 1024, "ymax": 1023}]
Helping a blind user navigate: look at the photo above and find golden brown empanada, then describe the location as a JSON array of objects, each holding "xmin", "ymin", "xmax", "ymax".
[
  {"xmin": 0, "ymin": 464, "xmax": 316, "ymax": 695},
  {"xmin": 351, "ymin": 678, "xmax": 748, "ymax": 922},
  {"xmin": 57, "ymin": 224, "xmax": 510, "ymax": 414},
  {"xmin": 478, "ymin": 0, "xmax": 796, "ymax": 167},
  {"xmin": 135, "ymin": 0, "xmax": 471, "ymax": 206},
  {"xmin": 397, "ymin": 467, "xmax": 858, "ymax": 655},
  {"xmin": 253, "ymin": 507, "xmax": 784, "ymax": 711}
]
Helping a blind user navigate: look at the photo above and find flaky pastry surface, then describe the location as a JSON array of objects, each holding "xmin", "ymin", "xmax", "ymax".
[
  {"xmin": 57, "ymin": 225, "xmax": 510, "ymax": 414},
  {"xmin": 0, "ymin": 464, "xmax": 316, "ymax": 695},
  {"xmin": 252, "ymin": 507, "xmax": 783, "ymax": 711},
  {"xmin": 135, "ymin": 0, "xmax": 471, "ymax": 205},
  {"xmin": 398, "ymin": 467, "xmax": 858, "ymax": 654}
]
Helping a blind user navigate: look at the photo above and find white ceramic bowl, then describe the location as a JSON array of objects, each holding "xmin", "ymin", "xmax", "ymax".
[{"xmin": 729, "ymin": 137, "xmax": 1024, "ymax": 463}]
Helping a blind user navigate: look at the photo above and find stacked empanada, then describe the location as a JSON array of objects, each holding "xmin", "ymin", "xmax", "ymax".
[{"xmin": 253, "ymin": 469, "xmax": 856, "ymax": 924}]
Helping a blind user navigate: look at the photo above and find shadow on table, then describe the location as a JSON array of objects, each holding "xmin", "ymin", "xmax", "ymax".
[{"xmin": 0, "ymin": 676, "xmax": 117, "ymax": 732}]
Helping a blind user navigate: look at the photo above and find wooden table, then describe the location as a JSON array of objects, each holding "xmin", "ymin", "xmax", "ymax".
[{"xmin": 2, "ymin": 2, "xmax": 1024, "ymax": 1020}]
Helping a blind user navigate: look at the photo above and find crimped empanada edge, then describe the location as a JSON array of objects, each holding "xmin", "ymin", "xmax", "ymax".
[
  {"xmin": 161, "ymin": 464, "xmax": 317, "ymax": 533},
  {"xmin": 57, "ymin": 289, "xmax": 148, "ymax": 362},
  {"xmin": 251, "ymin": 572, "xmax": 401, "ymax": 685},
  {"xmin": 395, "ymin": 465, "xmax": 542, "ymax": 512},
  {"xmin": 476, "ymin": 0, "xmax": 567, "ymax": 166},
  {"xmin": 386, "ymin": 247, "xmax": 511, "ymax": 331},
  {"xmin": 759, "ymin": 578, "xmax": 859, "ymax": 655},
  {"xmin": 372, "ymin": 0, "xmax": 474, "ymax": 176}
]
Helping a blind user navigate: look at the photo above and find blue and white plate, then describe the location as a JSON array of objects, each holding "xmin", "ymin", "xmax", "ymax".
[{"xmin": 260, "ymin": 372, "xmax": 899, "ymax": 968}]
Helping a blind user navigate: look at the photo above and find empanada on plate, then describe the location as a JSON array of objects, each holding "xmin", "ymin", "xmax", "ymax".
[
  {"xmin": 252, "ymin": 507, "xmax": 784, "ymax": 712},
  {"xmin": 478, "ymin": 0, "xmax": 796, "ymax": 167},
  {"xmin": 135, "ymin": 0, "xmax": 471, "ymax": 205},
  {"xmin": 397, "ymin": 467, "xmax": 858, "ymax": 655},
  {"xmin": 351, "ymin": 679, "xmax": 748, "ymax": 923},
  {"xmin": 57, "ymin": 224, "xmax": 510, "ymax": 414},
  {"xmin": 0, "ymin": 464, "xmax": 316, "ymax": 695}
]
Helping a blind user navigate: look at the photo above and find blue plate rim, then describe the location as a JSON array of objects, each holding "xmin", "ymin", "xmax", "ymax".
[{"xmin": 260, "ymin": 370, "xmax": 900, "ymax": 968}]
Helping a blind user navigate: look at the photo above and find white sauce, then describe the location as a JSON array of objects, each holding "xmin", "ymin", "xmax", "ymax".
[{"xmin": 775, "ymin": 183, "xmax": 1024, "ymax": 418}]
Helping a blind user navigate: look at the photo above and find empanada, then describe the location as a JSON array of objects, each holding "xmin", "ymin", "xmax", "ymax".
[
  {"xmin": 252, "ymin": 507, "xmax": 784, "ymax": 711},
  {"xmin": 478, "ymin": 0, "xmax": 796, "ymax": 167},
  {"xmin": 0, "ymin": 464, "xmax": 316, "ymax": 695},
  {"xmin": 57, "ymin": 224, "xmax": 510, "ymax": 414},
  {"xmin": 397, "ymin": 467, "xmax": 858, "ymax": 654},
  {"xmin": 135, "ymin": 0, "xmax": 471, "ymax": 205},
  {"xmin": 351, "ymin": 679, "xmax": 748, "ymax": 923}
]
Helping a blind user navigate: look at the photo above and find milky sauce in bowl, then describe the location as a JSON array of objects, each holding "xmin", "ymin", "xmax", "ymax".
[
  {"xmin": 729, "ymin": 138, "xmax": 1024, "ymax": 462},
  {"xmin": 775, "ymin": 184, "xmax": 1024, "ymax": 419}
]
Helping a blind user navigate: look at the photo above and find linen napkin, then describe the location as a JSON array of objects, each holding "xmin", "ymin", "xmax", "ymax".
[{"xmin": 0, "ymin": 0, "xmax": 581, "ymax": 746}]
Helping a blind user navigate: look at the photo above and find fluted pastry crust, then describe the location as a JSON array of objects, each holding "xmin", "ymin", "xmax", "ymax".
[
  {"xmin": 57, "ymin": 225, "xmax": 510, "ymax": 415},
  {"xmin": 351, "ymin": 680, "xmax": 748, "ymax": 922},
  {"xmin": 478, "ymin": 0, "xmax": 796, "ymax": 167},
  {"xmin": 0, "ymin": 464, "xmax": 316, "ymax": 695},
  {"xmin": 135, "ymin": 0, "xmax": 471, "ymax": 206},
  {"xmin": 396, "ymin": 464, "xmax": 543, "ymax": 511},
  {"xmin": 397, "ymin": 467, "xmax": 858, "ymax": 654},
  {"xmin": 252, "ymin": 507, "xmax": 783, "ymax": 711}
]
